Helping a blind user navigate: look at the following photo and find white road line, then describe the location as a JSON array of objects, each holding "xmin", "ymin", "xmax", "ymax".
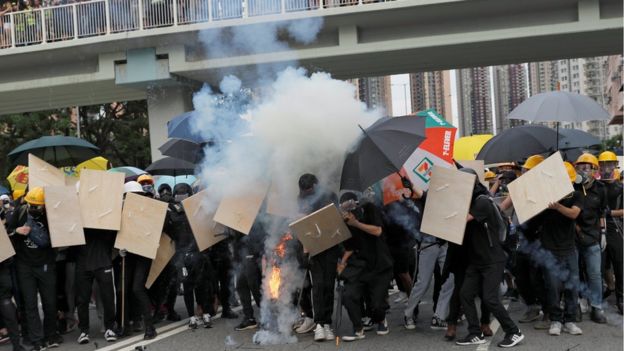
[{"xmin": 476, "ymin": 302, "xmax": 509, "ymax": 351}]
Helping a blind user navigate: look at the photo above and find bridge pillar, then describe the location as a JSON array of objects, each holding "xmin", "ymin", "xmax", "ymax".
[{"xmin": 147, "ymin": 85, "xmax": 194, "ymax": 161}]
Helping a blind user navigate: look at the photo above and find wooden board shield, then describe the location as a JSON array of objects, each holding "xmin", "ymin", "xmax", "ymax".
[
  {"xmin": 79, "ymin": 170, "xmax": 125, "ymax": 230},
  {"xmin": 420, "ymin": 166, "xmax": 476, "ymax": 245},
  {"xmin": 457, "ymin": 160, "xmax": 486, "ymax": 187},
  {"xmin": 145, "ymin": 233, "xmax": 175, "ymax": 289},
  {"xmin": 28, "ymin": 154, "xmax": 66, "ymax": 189},
  {"xmin": 213, "ymin": 184, "xmax": 269, "ymax": 235},
  {"xmin": 0, "ymin": 224, "xmax": 15, "ymax": 264},
  {"xmin": 182, "ymin": 190, "xmax": 226, "ymax": 251},
  {"xmin": 44, "ymin": 186, "xmax": 86, "ymax": 247},
  {"xmin": 114, "ymin": 192, "xmax": 168, "ymax": 259},
  {"xmin": 289, "ymin": 204, "xmax": 351, "ymax": 257},
  {"xmin": 507, "ymin": 152, "xmax": 573, "ymax": 224}
]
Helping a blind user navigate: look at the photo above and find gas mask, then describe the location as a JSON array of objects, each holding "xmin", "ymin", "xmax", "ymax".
[
  {"xmin": 174, "ymin": 194, "xmax": 189, "ymax": 203},
  {"xmin": 27, "ymin": 204, "xmax": 45, "ymax": 218},
  {"xmin": 600, "ymin": 163, "xmax": 617, "ymax": 180},
  {"xmin": 2, "ymin": 199, "xmax": 11, "ymax": 209},
  {"xmin": 159, "ymin": 190, "xmax": 173, "ymax": 203},
  {"xmin": 576, "ymin": 164, "xmax": 596, "ymax": 185}
]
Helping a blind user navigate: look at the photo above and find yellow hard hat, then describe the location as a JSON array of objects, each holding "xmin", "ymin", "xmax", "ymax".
[
  {"xmin": 598, "ymin": 151, "xmax": 618, "ymax": 163},
  {"xmin": 575, "ymin": 153, "xmax": 599, "ymax": 168},
  {"xmin": 523, "ymin": 155, "xmax": 545, "ymax": 170},
  {"xmin": 484, "ymin": 171, "xmax": 496, "ymax": 180},
  {"xmin": 137, "ymin": 174, "xmax": 154, "ymax": 185},
  {"xmin": 564, "ymin": 162, "xmax": 581, "ymax": 184},
  {"xmin": 24, "ymin": 187, "xmax": 45, "ymax": 206},
  {"xmin": 12, "ymin": 189, "xmax": 25, "ymax": 200}
]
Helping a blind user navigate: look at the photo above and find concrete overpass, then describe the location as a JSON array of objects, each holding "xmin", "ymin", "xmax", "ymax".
[{"xmin": 0, "ymin": 0, "xmax": 622, "ymax": 159}]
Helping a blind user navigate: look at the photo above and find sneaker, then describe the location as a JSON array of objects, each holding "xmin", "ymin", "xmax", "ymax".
[
  {"xmin": 548, "ymin": 321, "xmax": 561, "ymax": 336},
  {"xmin": 590, "ymin": 307, "xmax": 607, "ymax": 324},
  {"xmin": 404, "ymin": 316, "xmax": 416, "ymax": 330},
  {"xmin": 202, "ymin": 314, "xmax": 212, "ymax": 328},
  {"xmin": 143, "ymin": 326, "xmax": 157, "ymax": 340},
  {"xmin": 313, "ymin": 324, "xmax": 325, "ymax": 342},
  {"xmin": 430, "ymin": 316, "xmax": 447, "ymax": 330},
  {"xmin": 362, "ymin": 317, "xmax": 374, "ymax": 331},
  {"xmin": 503, "ymin": 288, "xmax": 519, "ymax": 302},
  {"xmin": 342, "ymin": 329, "xmax": 365, "ymax": 342},
  {"xmin": 456, "ymin": 333, "xmax": 486, "ymax": 345},
  {"xmin": 323, "ymin": 324, "xmax": 334, "ymax": 341},
  {"xmin": 235, "ymin": 318, "xmax": 257, "ymax": 331},
  {"xmin": 497, "ymin": 331, "xmax": 524, "ymax": 348},
  {"xmin": 292, "ymin": 316, "xmax": 304, "ymax": 331},
  {"xmin": 519, "ymin": 305, "xmax": 541, "ymax": 323},
  {"xmin": 77, "ymin": 333, "xmax": 89, "ymax": 345},
  {"xmin": 563, "ymin": 322, "xmax": 582, "ymax": 335},
  {"xmin": 166, "ymin": 311, "xmax": 181, "ymax": 322},
  {"xmin": 533, "ymin": 314, "xmax": 550, "ymax": 330},
  {"xmin": 376, "ymin": 319, "xmax": 389, "ymax": 335},
  {"xmin": 45, "ymin": 334, "xmax": 63, "ymax": 348},
  {"xmin": 104, "ymin": 329, "xmax": 117, "ymax": 342},
  {"xmin": 189, "ymin": 316, "xmax": 199, "ymax": 329},
  {"xmin": 295, "ymin": 317, "xmax": 315, "ymax": 334},
  {"xmin": 30, "ymin": 344, "xmax": 46, "ymax": 351},
  {"xmin": 221, "ymin": 309, "xmax": 239, "ymax": 319}
]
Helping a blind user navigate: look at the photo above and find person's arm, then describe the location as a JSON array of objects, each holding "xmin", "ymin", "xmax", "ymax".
[
  {"xmin": 611, "ymin": 209, "xmax": 624, "ymax": 217},
  {"xmin": 499, "ymin": 196, "xmax": 513, "ymax": 211},
  {"xmin": 489, "ymin": 179, "xmax": 500, "ymax": 195},
  {"xmin": 337, "ymin": 250, "xmax": 353, "ymax": 274},
  {"xmin": 344, "ymin": 212, "xmax": 382, "ymax": 236},
  {"xmin": 548, "ymin": 202, "xmax": 581, "ymax": 219}
]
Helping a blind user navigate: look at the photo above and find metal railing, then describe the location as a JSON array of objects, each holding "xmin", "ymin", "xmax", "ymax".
[{"xmin": 0, "ymin": 0, "xmax": 394, "ymax": 49}]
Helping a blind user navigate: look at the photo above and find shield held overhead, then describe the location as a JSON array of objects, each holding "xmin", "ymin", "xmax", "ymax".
[{"xmin": 289, "ymin": 204, "xmax": 351, "ymax": 257}]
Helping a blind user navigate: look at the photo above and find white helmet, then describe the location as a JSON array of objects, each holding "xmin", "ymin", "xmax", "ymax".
[{"xmin": 124, "ymin": 181, "xmax": 144, "ymax": 194}]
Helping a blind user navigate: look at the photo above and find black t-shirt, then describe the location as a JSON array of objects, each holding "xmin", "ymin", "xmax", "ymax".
[
  {"xmin": 9, "ymin": 209, "xmax": 56, "ymax": 267},
  {"xmin": 465, "ymin": 195, "xmax": 507, "ymax": 266},
  {"xmin": 382, "ymin": 200, "xmax": 419, "ymax": 248},
  {"xmin": 73, "ymin": 228, "xmax": 116, "ymax": 271},
  {"xmin": 576, "ymin": 181, "xmax": 607, "ymax": 240},
  {"xmin": 343, "ymin": 203, "xmax": 393, "ymax": 273},
  {"xmin": 603, "ymin": 181, "xmax": 623, "ymax": 233},
  {"xmin": 165, "ymin": 203, "xmax": 198, "ymax": 253},
  {"xmin": 534, "ymin": 190, "xmax": 583, "ymax": 256}
]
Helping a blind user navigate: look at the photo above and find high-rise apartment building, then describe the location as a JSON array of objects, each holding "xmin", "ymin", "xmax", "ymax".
[
  {"xmin": 409, "ymin": 71, "xmax": 453, "ymax": 120},
  {"xmin": 456, "ymin": 67, "xmax": 492, "ymax": 136},
  {"xmin": 353, "ymin": 76, "xmax": 393, "ymax": 116},
  {"xmin": 528, "ymin": 61, "xmax": 558, "ymax": 95},
  {"xmin": 605, "ymin": 55, "xmax": 623, "ymax": 128},
  {"xmin": 493, "ymin": 64, "xmax": 528, "ymax": 133}
]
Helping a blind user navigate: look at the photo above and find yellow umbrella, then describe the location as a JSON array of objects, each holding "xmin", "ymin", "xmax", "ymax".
[
  {"xmin": 6, "ymin": 165, "xmax": 28, "ymax": 191},
  {"xmin": 453, "ymin": 134, "xmax": 493, "ymax": 160},
  {"xmin": 61, "ymin": 156, "xmax": 110, "ymax": 177}
]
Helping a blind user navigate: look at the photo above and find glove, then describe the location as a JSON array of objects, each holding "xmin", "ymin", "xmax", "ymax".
[{"xmin": 600, "ymin": 231, "xmax": 607, "ymax": 251}]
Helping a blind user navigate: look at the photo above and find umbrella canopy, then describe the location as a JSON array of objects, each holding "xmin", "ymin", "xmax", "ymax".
[
  {"xmin": 476, "ymin": 125, "xmax": 560, "ymax": 164},
  {"xmin": 558, "ymin": 128, "xmax": 602, "ymax": 150},
  {"xmin": 8, "ymin": 136, "xmax": 100, "ymax": 167},
  {"xmin": 507, "ymin": 91, "xmax": 611, "ymax": 123},
  {"xmin": 146, "ymin": 157, "xmax": 196, "ymax": 176},
  {"xmin": 6, "ymin": 165, "xmax": 29, "ymax": 191},
  {"xmin": 167, "ymin": 111, "xmax": 207, "ymax": 144},
  {"xmin": 61, "ymin": 156, "xmax": 111, "ymax": 177},
  {"xmin": 158, "ymin": 138, "xmax": 205, "ymax": 164},
  {"xmin": 154, "ymin": 175, "xmax": 197, "ymax": 191},
  {"xmin": 108, "ymin": 166, "xmax": 146, "ymax": 177},
  {"xmin": 340, "ymin": 115, "xmax": 427, "ymax": 191},
  {"xmin": 453, "ymin": 134, "xmax": 493, "ymax": 160}
]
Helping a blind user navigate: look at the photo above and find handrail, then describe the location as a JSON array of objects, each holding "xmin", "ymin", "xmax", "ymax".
[{"xmin": 0, "ymin": 0, "xmax": 394, "ymax": 50}]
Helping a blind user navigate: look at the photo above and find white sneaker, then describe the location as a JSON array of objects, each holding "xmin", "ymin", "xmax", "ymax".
[
  {"xmin": 313, "ymin": 324, "xmax": 326, "ymax": 341},
  {"xmin": 342, "ymin": 329, "xmax": 365, "ymax": 342},
  {"xmin": 295, "ymin": 317, "xmax": 315, "ymax": 334},
  {"xmin": 104, "ymin": 329, "xmax": 117, "ymax": 342},
  {"xmin": 189, "ymin": 316, "xmax": 199, "ymax": 329},
  {"xmin": 323, "ymin": 324, "xmax": 334, "ymax": 341},
  {"xmin": 393, "ymin": 292, "xmax": 408, "ymax": 303},
  {"xmin": 548, "ymin": 321, "xmax": 561, "ymax": 336},
  {"xmin": 202, "ymin": 313, "xmax": 212, "ymax": 328},
  {"xmin": 563, "ymin": 322, "xmax": 582, "ymax": 335},
  {"xmin": 77, "ymin": 333, "xmax": 89, "ymax": 345}
]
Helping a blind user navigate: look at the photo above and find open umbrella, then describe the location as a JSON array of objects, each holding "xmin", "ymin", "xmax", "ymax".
[
  {"xmin": 558, "ymin": 128, "xmax": 602, "ymax": 150},
  {"xmin": 167, "ymin": 111, "xmax": 207, "ymax": 144},
  {"xmin": 6, "ymin": 165, "xmax": 29, "ymax": 192},
  {"xmin": 8, "ymin": 136, "xmax": 99, "ymax": 167},
  {"xmin": 108, "ymin": 167, "xmax": 146, "ymax": 177},
  {"xmin": 158, "ymin": 138, "xmax": 206, "ymax": 164},
  {"xmin": 453, "ymin": 134, "xmax": 493, "ymax": 160},
  {"xmin": 340, "ymin": 115, "xmax": 427, "ymax": 191},
  {"xmin": 146, "ymin": 157, "xmax": 196, "ymax": 176},
  {"xmin": 476, "ymin": 125, "xmax": 560, "ymax": 164}
]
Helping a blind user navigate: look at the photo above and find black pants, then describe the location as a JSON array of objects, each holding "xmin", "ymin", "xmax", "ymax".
[
  {"xmin": 606, "ymin": 228, "xmax": 623, "ymax": 303},
  {"xmin": 460, "ymin": 263, "xmax": 518, "ymax": 335},
  {"xmin": 180, "ymin": 252, "xmax": 215, "ymax": 317},
  {"xmin": 236, "ymin": 256, "xmax": 261, "ymax": 320},
  {"xmin": 210, "ymin": 253, "xmax": 234, "ymax": 313},
  {"xmin": 310, "ymin": 253, "xmax": 338, "ymax": 325},
  {"xmin": 76, "ymin": 265, "xmax": 116, "ymax": 333},
  {"xmin": 513, "ymin": 251, "xmax": 545, "ymax": 307},
  {"xmin": 298, "ymin": 273, "xmax": 313, "ymax": 318},
  {"xmin": 447, "ymin": 268, "xmax": 490, "ymax": 325},
  {"xmin": 15, "ymin": 262, "xmax": 57, "ymax": 344},
  {"xmin": 116, "ymin": 254, "xmax": 153, "ymax": 330},
  {"xmin": 0, "ymin": 265, "xmax": 21, "ymax": 347},
  {"xmin": 343, "ymin": 268, "xmax": 392, "ymax": 330}
]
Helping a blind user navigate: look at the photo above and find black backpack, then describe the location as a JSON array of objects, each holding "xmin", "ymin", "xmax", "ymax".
[{"xmin": 476, "ymin": 194, "xmax": 511, "ymax": 247}]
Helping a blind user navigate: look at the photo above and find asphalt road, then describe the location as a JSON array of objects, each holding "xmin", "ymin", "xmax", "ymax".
[{"xmin": 30, "ymin": 287, "xmax": 623, "ymax": 351}]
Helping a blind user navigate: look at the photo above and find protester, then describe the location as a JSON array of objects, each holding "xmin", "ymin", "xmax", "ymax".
[
  {"xmin": 340, "ymin": 191, "xmax": 393, "ymax": 342},
  {"xmin": 455, "ymin": 168, "xmax": 524, "ymax": 348},
  {"xmin": 574, "ymin": 153, "xmax": 608, "ymax": 324},
  {"xmin": 0, "ymin": 257, "xmax": 25, "ymax": 351}
]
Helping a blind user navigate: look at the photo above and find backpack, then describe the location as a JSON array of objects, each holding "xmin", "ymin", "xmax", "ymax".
[{"xmin": 476, "ymin": 194, "xmax": 511, "ymax": 247}]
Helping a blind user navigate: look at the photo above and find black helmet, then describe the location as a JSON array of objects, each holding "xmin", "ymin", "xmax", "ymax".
[{"xmin": 298, "ymin": 173, "xmax": 318, "ymax": 192}]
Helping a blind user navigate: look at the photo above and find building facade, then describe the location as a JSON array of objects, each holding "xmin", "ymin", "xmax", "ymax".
[
  {"xmin": 353, "ymin": 76, "xmax": 393, "ymax": 116},
  {"xmin": 493, "ymin": 64, "xmax": 528, "ymax": 133},
  {"xmin": 409, "ymin": 71, "xmax": 453, "ymax": 120},
  {"xmin": 456, "ymin": 67, "xmax": 492, "ymax": 136}
]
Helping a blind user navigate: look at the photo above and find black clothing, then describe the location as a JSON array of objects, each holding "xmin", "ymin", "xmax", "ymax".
[
  {"xmin": 165, "ymin": 203, "xmax": 197, "ymax": 253},
  {"xmin": 76, "ymin": 266, "xmax": 116, "ymax": 332},
  {"xmin": 0, "ymin": 263, "xmax": 21, "ymax": 349},
  {"xmin": 343, "ymin": 268, "xmax": 393, "ymax": 328},
  {"xmin": 465, "ymin": 190, "xmax": 507, "ymax": 266},
  {"xmin": 10, "ymin": 210, "xmax": 55, "ymax": 267},
  {"xmin": 73, "ymin": 229, "xmax": 116, "ymax": 271},
  {"xmin": 603, "ymin": 181, "xmax": 622, "ymax": 233},
  {"xmin": 309, "ymin": 252, "xmax": 337, "ymax": 324},
  {"xmin": 532, "ymin": 191, "xmax": 583, "ymax": 256},
  {"xmin": 15, "ymin": 262, "xmax": 57, "ymax": 344},
  {"xmin": 576, "ymin": 181, "xmax": 607, "ymax": 242},
  {"xmin": 236, "ymin": 256, "xmax": 261, "ymax": 320},
  {"xmin": 208, "ymin": 240, "xmax": 235, "ymax": 313}
]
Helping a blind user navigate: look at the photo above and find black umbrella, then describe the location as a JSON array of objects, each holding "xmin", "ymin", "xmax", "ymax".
[
  {"xmin": 476, "ymin": 125, "xmax": 561, "ymax": 164},
  {"xmin": 558, "ymin": 128, "xmax": 601, "ymax": 150},
  {"xmin": 8, "ymin": 136, "xmax": 99, "ymax": 167},
  {"xmin": 340, "ymin": 116, "xmax": 427, "ymax": 191},
  {"xmin": 145, "ymin": 157, "xmax": 196, "ymax": 176},
  {"xmin": 167, "ymin": 111, "xmax": 206, "ymax": 144},
  {"xmin": 158, "ymin": 138, "xmax": 208, "ymax": 164}
]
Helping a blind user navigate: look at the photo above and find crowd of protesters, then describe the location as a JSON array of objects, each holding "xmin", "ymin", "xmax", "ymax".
[{"xmin": 0, "ymin": 150, "xmax": 621, "ymax": 351}]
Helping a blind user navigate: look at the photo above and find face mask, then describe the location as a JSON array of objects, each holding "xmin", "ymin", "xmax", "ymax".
[
  {"xmin": 174, "ymin": 194, "xmax": 189, "ymax": 203},
  {"xmin": 160, "ymin": 193, "xmax": 173, "ymax": 203},
  {"xmin": 28, "ymin": 205, "xmax": 44, "ymax": 218}
]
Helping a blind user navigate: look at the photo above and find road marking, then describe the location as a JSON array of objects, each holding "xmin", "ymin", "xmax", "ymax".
[{"xmin": 476, "ymin": 302, "xmax": 509, "ymax": 351}]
